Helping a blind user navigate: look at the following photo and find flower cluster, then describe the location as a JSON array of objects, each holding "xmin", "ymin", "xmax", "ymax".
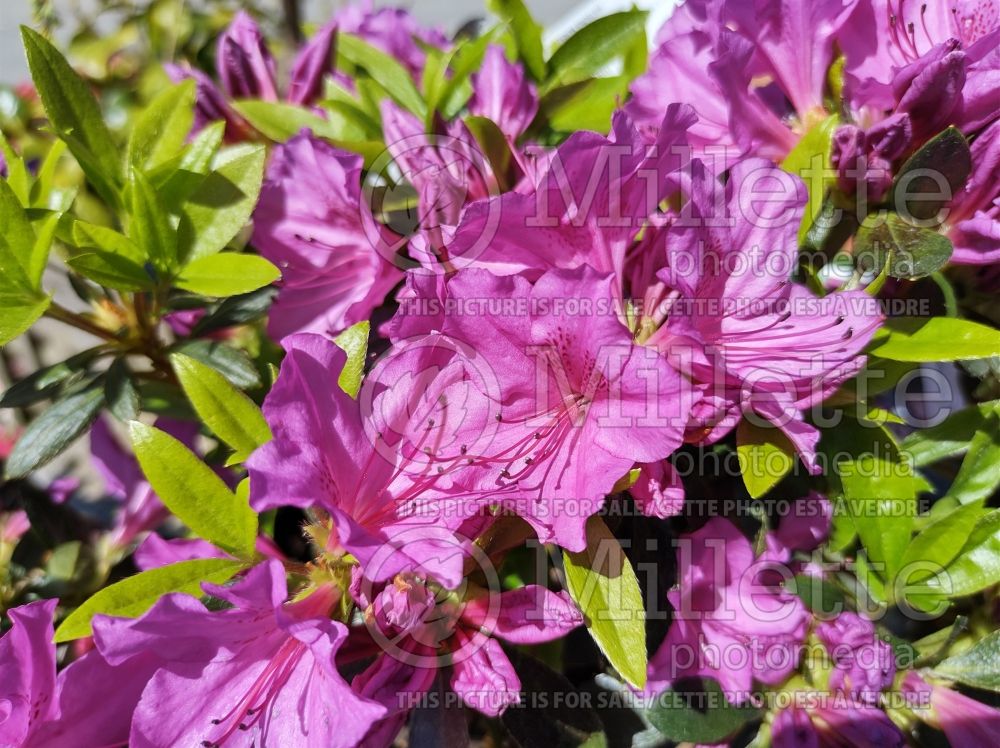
[{"xmin": 1, "ymin": 1, "xmax": 999, "ymax": 747}]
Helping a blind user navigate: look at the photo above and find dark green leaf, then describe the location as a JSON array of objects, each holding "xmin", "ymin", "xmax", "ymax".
[
  {"xmin": 0, "ymin": 350, "xmax": 98, "ymax": 408},
  {"xmin": 892, "ymin": 127, "xmax": 971, "ymax": 221},
  {"xmin": 644, "ymin": 678, "xmax": 761, "ymax": 744},
  {"xmin": 54, "ymin": 558, "xmax": 245, "ymax": 641},
  {"xmin": 4, "ymin": 385, "xmax": 103, "ymax": 479},
  {"xmin": 855, "ymin": 213, "xmax": 953, "ymax": 279},
  {"xmin": 190, "ymin": 286, "xmax": 276, "ymax": 335},
  {"xmin": 104, "ymin": 358, "xmax": 140, "ymax": 421},
  {"xmin": 932, "ymin": 631, "xmax": 1000, "ymax": 692}
]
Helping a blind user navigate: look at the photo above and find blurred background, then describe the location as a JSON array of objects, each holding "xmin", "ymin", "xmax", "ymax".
[{"xmin": 0, "ymin": 1, "xmax": 587, "ymax": 84}]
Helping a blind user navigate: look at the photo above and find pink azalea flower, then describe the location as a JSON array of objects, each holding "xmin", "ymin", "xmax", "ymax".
[
  {"xmin": 652, "ymin": 159, "xmax": 884, "ymax": 466},
  {"xmin": 646, "ymin": 517, "xmax": 809, "ymax": 699},
  {"xmin": 771, "ymin": 699, "xmax": 904, "ymax": 747},
  {"xmin": 393, "ymin": 265, "xmax": 694, "ymax": 551},
  {"xmin": 469, "ymin": 45, "xmax": 539, "ymax": 141},
  {"xmin": 251, "ymin": 132, "xmax": 403, "ymax": 339},
  {"xmin": 0, "ymin": 600, "xmax": 58, "ymax": 747},
  {"xmin": 168, "ymin": 12, "xmax": 338, "ymax": 140},
  {"xmin": 947, "ymin": 118, "xmax": 1000, "ymax": 264},
  {"xmin": 815, "ymin": 612, "xmax": 895, "ymax": 703},
  {"xmin": 444, "ymin": 107, "xmax": 695, "ymax": 280},
  {"xmin": 334, "ymin": 1, "xmax": 449, "ymax": 78},
  {"xmin": 247, "ymin": 333, "xmax": 484, "ymax": 587},
  {"xmin": 81, "ymin": 561, "xmax": 385, "ymax": 747},
  {"xmin": 351, "ymin": 571, "xmax": 581, "ymax": 720},
  {"xmin": 901, "ymin": 670, "xmax": 1000, "ymax": 744}
]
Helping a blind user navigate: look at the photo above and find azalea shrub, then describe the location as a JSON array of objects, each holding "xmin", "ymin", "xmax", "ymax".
[{"xmin": 2, "ymin": 0, "xmax": 1000, "ymax": 746}]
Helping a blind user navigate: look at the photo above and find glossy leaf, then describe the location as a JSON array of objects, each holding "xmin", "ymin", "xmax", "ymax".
[
  {"xmin": 128, "ymin": 421, "xmax": 258, "ymax": 558},
  {"xmin": 562, "ymin": 516, "xmax": 646, "ymax": 688},
  {"xmin": 129, "ymin": 168, "xmax": 177, "ymax": 272},
  {"xmin": 487, "ymin": 0, "xmax": 545, "ymax": 81},
  {"xmin": 128, "ymin": 79, "xmax": 196, "ymax": 171},
  {"xmin": 169, "ymin": 340, "xmax": 262, "ymax": 389},
  {"xmin": 176, "ymin": 253, "xmax": 280, "ymax": 297},
  {"xmin": 644, "ymin": 678, "xmax": 761, "ymax": 744},
  {"xmin": 21, "ymin": 26, "xmax": 121, "ymax": 205},
  {"xmin": 871, "ymin": 317, "xmax": 1000, "ymax": 362},
  {"xmin": 546, "ymin": 10, "xmax": 648, "ymax": 89},
  {"xmin": 333, "ymin": 321, "xmax": 370, "ymax": 398},
  {"xmin": 736, "ymin": 419, "xmax": 795, "ymax": 498},
  {"xmin": 177, "ymin": 144, "xmax": 266, "ymax": 263},
  {"xmin": 171, "ymin": 353, "xmax": 271, "ymax": 463},
  {"xmin": 4, "ymin": 385, "xmax": 103, "ymax": 479},
  {"xmin": 932, "ymin": 631, "xmax": 1000, "ymax": 692},
  {"xmin": 337, "ymin": 33, "xmax": 426, "ymax": 116},
  {"xmin": 54, "ymin": 558, "xmax": 245, "ymax": 642}
]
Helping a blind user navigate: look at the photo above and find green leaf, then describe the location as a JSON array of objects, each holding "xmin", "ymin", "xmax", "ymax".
[
  {"xmin": 4, "ymin": 385, "xmax": 103, "ymax": 479},
  {"xmin": 464, "ymin": 115, "xmax": 516, "ymax": 190},
  {"xmin": 900, "ymin": 401, "xmax": 999, "ymax": 466},
  {"xmin": 943, "ymin": 416, "xmax": 1000, "ymax": 505},
  {"xmin": 129, "ymin": 168, "xmax": 177, "ymax": 272},
  {"xmin": 545, "ymin": 11, "xmax": 647, "ymax": 89},
  {"xmin": 562, "ymin": 516, "xmax": 646, "ymax": 688},
  {"xmin": 644, "ymin": 678, "xmax": 761, "ymax": 744},
  {"xmin": 899, "ymin": 500, "xmax": 986, "ymax": 582},
  {"xmin": 871, "ymin": 317, "xmax": 1000, "ymax": 362},
  {"xmin": 104, "ymin": 358, "xmax": 140, "ymax": 421},
  {"xmin": 171, "ymin": 353, "xmax": 271, "ymax": 463},
  {"xmin": 67, "ymin": 251, "xmax": 154, "ymax": 291},
  {"xmin": 892, "ymin": 127, "xmax": 971, "ymax": 221},
  {"xmin": 128, "ymin": 421, "xmax": 257, "ymax": 558},
  {"xmin": 922, "ymin": 509, "xmax": 1000, "ymax": 598},
  {"xmin": 29, "ymin": 138, "xmax": 67, "ymax": 208},
  {"xmin": 0, "ymin": 292, "xmax": 52, "ymax": 346},
  {"xmin": 128, "ymin": 79, "xmax": 196, "ymax": 171},
  {"xmin": 28, "ymin": 212, "xmax": 60, "ymax": 288},
  {"xmin": 736, "ymin": 419, "xmax": 795, "ymax": 498},
  {"xmin": 169, "ymin": 340, "xmax": 261, "ymax": 389},
  {"xmin": 539, "ymin": 76, "xmax": 629, "ymax": 134},
  {"xmin": 855, "ymin": 213, "xmax": 953, "ymax": 279},
  {"xmin": 176, "ymin": 253, "xmax": 280, "ymax": 297},
  {"xmin": 53, "ymin": 558, "xmax": 245, "ymax": 642},
  {"xmin": 0, "ymin": 350, "xmax": 98, "ymax": 408},
  {"xmin": 232, "ymin": 99, "xmax": 373, "ymax": 145},
  {"xmin": 823, "ymin": 419, "xmax": 917, "ymax": 582},
  {"xmin": 156, "ymin": 121, "xmax": 226, "ymax": 208},
  {"xmin": 190, "ymin": 286, "xmax": 276, "ymax": 335},
  {"xmin": 487, "ymin": 0, "xmax": 546, "ymax": 81},
  {"xmin": 20, "ymin": 26, "xmax": 121, "ymax": 206},
  {"xmin": 333, "ymin": 321, "xmax": 370, "ymax": 398},
  {"xmin": 72, "ymin": 220, "xmax": 145, "ymax": 263},
  {"xmin": 337, "ymin": 34, "xmax": 426, "ymax": 117},
  {"xmin": 177, "ymin": 144, "xmax": 266, "ymax": 263},
  {"xmin": 932, "ymin": 631, "xmax": 1000, "ymax": 692},
  {"xmin": 0, "ymin": 179, "xmax": 37, "ymax": 291},
  {"xmin": 780, "ymin": 115, "xmax": 839, "ymax": 247},
  {"xmin": 0, "ymin": 132, "xmax": 29, "ymax": 205}
]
